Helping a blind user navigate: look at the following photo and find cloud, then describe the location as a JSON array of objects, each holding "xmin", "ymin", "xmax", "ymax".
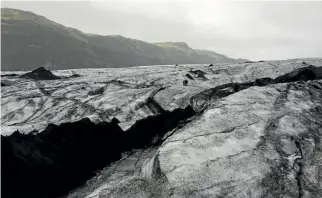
[{"xmin": 2, "ymin": 0, "xmax": 322, "ymax": 60}]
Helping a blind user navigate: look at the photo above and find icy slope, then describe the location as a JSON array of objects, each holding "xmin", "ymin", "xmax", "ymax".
[
  {"xmin": 72, "ymin": 79, "xmax": 322, "ymax": 198},
  {"xmin": 2, "ymin": 59, "xmax": 322, "ymax": 198},
  {"xmin": 65, "ymin": 59, "xmax": 322, "ymax": 198},
  {"xmin": 2, "ymin": 59, "xmax": 321, "ymax": 135}
]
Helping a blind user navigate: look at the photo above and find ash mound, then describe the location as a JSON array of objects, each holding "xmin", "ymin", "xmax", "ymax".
[{"xmin": 20, "ymin": 67, "xmax": 61, "ymax": 80}]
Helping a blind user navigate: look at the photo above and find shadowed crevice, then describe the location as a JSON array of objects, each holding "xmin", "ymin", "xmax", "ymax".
[{"xmin": 1, "ymin": 104, "xmax": 195, "ymax": 198}]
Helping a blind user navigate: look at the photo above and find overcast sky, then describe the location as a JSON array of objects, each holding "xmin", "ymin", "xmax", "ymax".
[{"xmin": 2, "ymin": 0, "xmax": 322, "ymax": 60}]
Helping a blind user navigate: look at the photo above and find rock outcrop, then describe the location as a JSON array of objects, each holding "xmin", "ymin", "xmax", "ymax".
[
  {"xmin": 185, "ymin": 73, "xmax": 194, "ymax": 80},
  {"xmin": 20, "ymin": 67, "xmax": 61, "ymax": 80},
  {"xmin": 188, "ymin": 69, "xmax": 208, "ymax": 81}
]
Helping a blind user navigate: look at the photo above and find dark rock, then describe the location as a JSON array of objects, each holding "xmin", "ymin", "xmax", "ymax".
[
  {"xmin": 197, "ymin": 73, "xmax": 208, "ymax": 81},
  {"xmin": 1, "ymin": 73, "xmax": 19, "ymax": 77},
  {"xmin": 188, "ymin": 69, "xmax": 207, "ymax": 75},
  {"xmin": 88, "ymin": 87, "xmax": 105, "ymax": 95},
  {"xmin": 185, "ymin": 74, "xmax": 194, "ymax": 80},
  {"xmin": 183, "ymin": 80, "xmax": 188, "ymax": 86},
  {"xmin": 275, "ymin": 65, "xmax": 322, "ymax": 83},
  {"xmin": 20, "ymin": 67, "xmax": 61, "ymax": 80},
  {"xmin": 69, "ymin": 73, "xmax": 81, "ymax": 78},
  {"xmin": 209, "ymin": 64, "xmax": 214, "ymax": 66},
  {"xmin": 188, "ymin": 70, "xmax": 208, "ymax": 80}
]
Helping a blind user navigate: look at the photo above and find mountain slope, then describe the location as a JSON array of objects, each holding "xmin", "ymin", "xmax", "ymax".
[{"xmin": 1, "ymin": 8, "xmax": 242, "ymax": 71}]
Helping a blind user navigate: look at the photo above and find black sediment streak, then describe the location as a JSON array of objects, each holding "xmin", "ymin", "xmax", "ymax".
[{"xmin": 294, "ymin": 140, "xmax": 304, "ymax": 198}]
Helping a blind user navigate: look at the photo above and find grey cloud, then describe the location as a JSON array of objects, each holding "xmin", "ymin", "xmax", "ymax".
[{"xmin": 2, "ymin": 0, "xmax": 322, "ymax": 60}]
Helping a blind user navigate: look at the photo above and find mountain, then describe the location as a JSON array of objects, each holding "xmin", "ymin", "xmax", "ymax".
[{"xmin": 1, "ymin": 8, "xmax": 244, "ymax": 71}]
